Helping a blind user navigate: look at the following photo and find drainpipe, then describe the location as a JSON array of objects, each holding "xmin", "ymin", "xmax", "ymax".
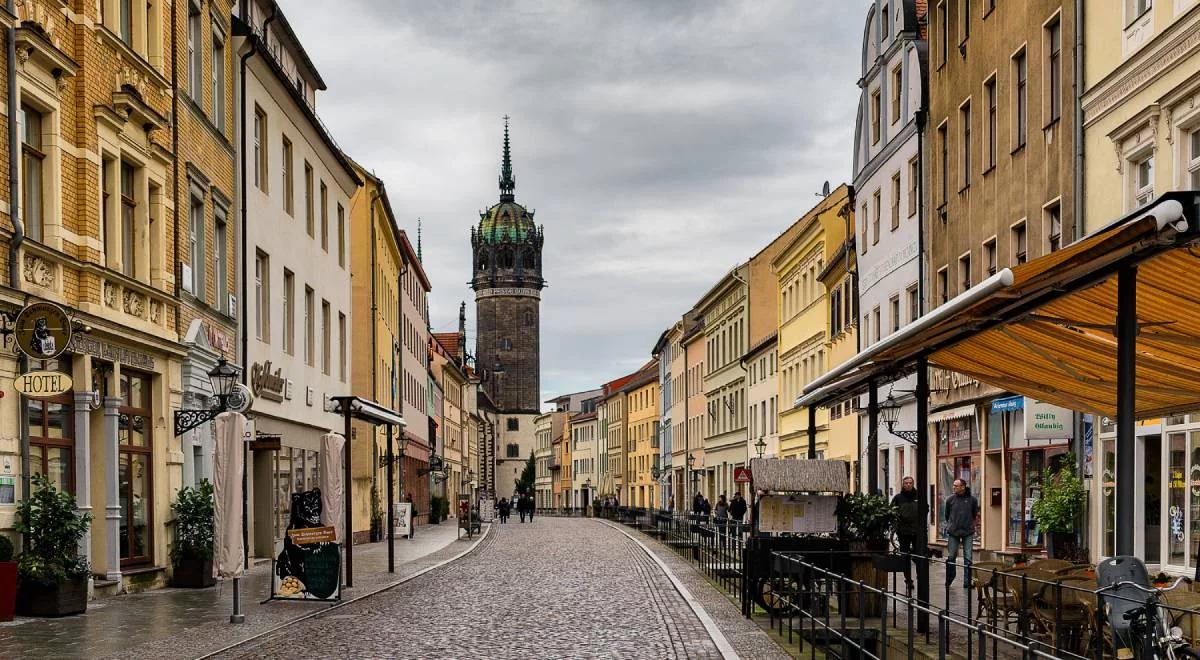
[
  {"xmin": 7, "ymin": 0, "xmax": 29, "ymax": 540},
  {"xmin": 1072, "ymin": 0, "xmax": 1087, "ymax": 548},
  {"xmin": 170, "ymin": 0, "xmax": 179, "ymax": 298},
  {"xmin": 368, "ymin": 188, "xmax": 379, "ymax": 535}
]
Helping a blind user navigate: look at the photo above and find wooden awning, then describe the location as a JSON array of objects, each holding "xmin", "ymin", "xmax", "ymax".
[{"xmin": 796, "ymin": 193, "xmax": 1200, "ymax": 420}]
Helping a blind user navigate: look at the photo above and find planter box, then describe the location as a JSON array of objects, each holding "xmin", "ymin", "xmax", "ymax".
[
  {"xmin": 172, "ymin": 558, "xmax": 215, "ymax": 589},
  {"xmin": 16, "ymin": 577, "xmax": 87, "ymax": 617},
  {"xmin": 0, "ymin": 562, "xmax": 15, "ymax": 622}
]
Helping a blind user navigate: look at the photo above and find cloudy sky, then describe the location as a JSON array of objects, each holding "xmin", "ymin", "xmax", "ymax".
[{"xmin": 288, "ymin": 1, "xmax": 865, "ymax": 404}]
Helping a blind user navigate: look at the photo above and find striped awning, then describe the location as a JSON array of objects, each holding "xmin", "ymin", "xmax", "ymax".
[{"xmin": 796, "ymin": 193, "xmax": 1200, "ymax": 420}]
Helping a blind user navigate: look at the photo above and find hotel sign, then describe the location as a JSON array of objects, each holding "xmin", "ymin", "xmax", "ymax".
[
  {"xmin": 68, "ymin": 335, "xmax": 155, "ymax": 370},
  {"xmin": 14, "ymin": 371, "xmax": 72, "ymax": 398},
  {"xmin": 250, "ymin": 361, "xmax": 285, "ymax": 402}
]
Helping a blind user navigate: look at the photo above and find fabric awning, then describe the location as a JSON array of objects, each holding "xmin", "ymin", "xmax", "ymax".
[
  {"xmin": 928, "ymin": 404, "xmax": 977, "ymax": 424},
  {"xmin": 796, "ymin": 193, "xmax": 1200, "ymax": 420}
]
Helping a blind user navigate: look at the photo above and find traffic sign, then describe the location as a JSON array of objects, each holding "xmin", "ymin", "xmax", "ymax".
[
  {"xmin": 14, "ymin": 302, "xmax": 72, "ymax": 360},
  {"xmin": 734, "ymin": 467, "xmax": 752, "ymax": 483}
]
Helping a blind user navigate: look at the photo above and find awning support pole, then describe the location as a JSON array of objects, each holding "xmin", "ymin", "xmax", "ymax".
[
  {"xmin": 1116, "ymin": 265, "xmax": 1137, "ymax": 556},
  {"xmin": 915, "ymin": 358, "xmax": 930, "ymax": 633},
  {"xmin": 807, "ymin": 405, "xmax": 817, "ymax": 459},
  {"xmin": 868, "ymin": 381, "xmax": 879, "ymax": 495},
  {"xmin": 344, "ymin": 407, "xmax": 354, "ymax": 588},
  {"xmin": 386, "ymin": 424, "xmax": 395, "ymax": 573}
]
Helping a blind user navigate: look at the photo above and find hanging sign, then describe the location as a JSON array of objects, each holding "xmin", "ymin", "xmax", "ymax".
[
  {"xmin": 14, "ymin": 302, "xmax": 72, "ymax": 360},
  {"xmin": 14, "ymin": 371, "xmax": 72, "ymax": 398},
  {"xmin": 1025, "ymin": 399, "xmax": 1072, "ymax": 440}
]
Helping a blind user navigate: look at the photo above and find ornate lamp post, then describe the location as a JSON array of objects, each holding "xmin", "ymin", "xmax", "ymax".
[
  {"xmin": 754, "ymin": 437, "xmax": 767, "ymax": 460},
  {"xmin": 880, "ymin": 392, "xmax": 919, "ymax": 445},
  {"xmin": 173, "ymin": 358, "xmax": 243, "ymax": 436}
]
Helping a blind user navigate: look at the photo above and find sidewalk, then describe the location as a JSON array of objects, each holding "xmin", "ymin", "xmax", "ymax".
[{"xmin": 0, "ymin": 520, "xmax": 487, "ymax": 659}]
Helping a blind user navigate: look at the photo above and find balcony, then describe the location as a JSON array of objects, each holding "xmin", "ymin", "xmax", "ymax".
[{"xmin": 548, "ymin": 459, "xmax": 561, "ymax": 471}]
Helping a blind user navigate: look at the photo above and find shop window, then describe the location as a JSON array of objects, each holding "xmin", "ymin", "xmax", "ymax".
[
  {"xmin": 936, "ymin": 416, "xmax": 980, "ymax": 540},
  {"xmin": 987, "ymin": 407, "xmax": 1003, "ymax": 450},
  {"xmin": 1102, "ymin": 437, "xmax": 1116, "ymax": 557},
  {"xmin": 118, "ymin": 371, "xmax": 153, "ymax": 566},
  {"xmin": 1007, "ymin": 447, "xmax": 1067, "ymax": 548},
  {"xmin": 28, "ymin": 359, "xmax": 73, "ymax": 495},
  {"xmin": 1168, "ymin": 432, "xmax": 1187, "ymax": 567}
]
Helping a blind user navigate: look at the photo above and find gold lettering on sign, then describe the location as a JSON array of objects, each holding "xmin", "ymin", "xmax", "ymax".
[{"xmin": 250, "ymin": 361, "xmax": 285, "ymax": 402}]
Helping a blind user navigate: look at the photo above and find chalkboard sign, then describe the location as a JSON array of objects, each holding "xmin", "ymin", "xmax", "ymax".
[
  {"xmin": 302, "ymin": 542, "xmax": 341, "ymax": 600},
  {"xmin": 273, "ymin": 538, "xmax": 341, "ymax": 601}
]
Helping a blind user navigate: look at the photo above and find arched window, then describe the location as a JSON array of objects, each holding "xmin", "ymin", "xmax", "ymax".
[
  {"xmin": 522, "ymin": 251, "xmax": 535, "ymax": 268},
  {"xmin": 524, "ymin": 311, "xmax": 534, "ymax": 327},
  {"xmin": 477, "ymin": 252, "xmax": 488, "ymax": 270},
  {"xmin": 499, "ymin": 250, "xmax": 514, "ymax": 269}
]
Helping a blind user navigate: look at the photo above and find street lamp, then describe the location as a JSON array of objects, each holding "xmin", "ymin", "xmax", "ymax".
[
  {"xmin": 173, "ymin": 358, "xmax": 244, "ymax": 436},
  {"xmin": 880, "ymin": 392, "xmax": 919, "ymax": 445},
  {"xmin": 754, "ymin": 437, "xmax": 767, "ymax": 460}
]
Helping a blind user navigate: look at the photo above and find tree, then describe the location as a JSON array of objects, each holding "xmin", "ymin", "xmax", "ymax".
[{"xmin": 515, "ymin": 451, "xmax": 536, "ymax": 495}]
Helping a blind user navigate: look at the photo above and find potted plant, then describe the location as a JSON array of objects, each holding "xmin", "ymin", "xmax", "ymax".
[
  {"xmin": 429, "ymin": 496, "xmax": 444, "ymax": 524},
  {"xmin": 170, "ymin": 480, "xmax": 215, "ymax": 588},
  {"xmin": 0, "ymin": 535, "xmax": 16, "ymax": 621},
  {"xmin": 837, "ymin": 493, "xmax": 897, "ymax": 617},
  {"xmin": 1031, "ymin": 454, "xmax": 1086, "ymax": 559},
  {"xmin": 14, "ymin": 474, "xmax": 90, "ymax": 617},
  {"xmin": 369, "ymin": 484, "xmax": 383, "ymax": 542}
]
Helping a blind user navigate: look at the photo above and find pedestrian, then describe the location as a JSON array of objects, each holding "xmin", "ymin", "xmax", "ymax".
[
  {"xmin": 714, "ymin": 495, "xmax": 729, "ymax": 540},
  {"xmin": 667, "ymin": 496, "xmax": 674, "ymax": 513},
  {"xmin": 891, "ymin": 476, "xmax": 925, "ymax": 590},
  {"xmin": 943, "ymin": 478, "xmax": 980, "ymax": 589},
  {"xmin": 692, "ymin": 492, "xmax": 704, "ymax": 515},
  {"xmin": 527, "ymin": 494, "xmax": 535, "ymax": 522},
  {"xmin": 404, "ymin": 492, "xmax": 416, "ymax": 539},
  {"xmin": 518, "ymin": 494, "xmax": 527, "ymax": 523},
  {"xmin": 701, "ymin": 496, "xmax": 711, "ymax": 519},
  {"xmin": 498, "ymin": 497, "xmax": 509, "ymax": 523},
  {"xmin": 729, "ymin": 492, "xmax": 748, "ymax": 525}
]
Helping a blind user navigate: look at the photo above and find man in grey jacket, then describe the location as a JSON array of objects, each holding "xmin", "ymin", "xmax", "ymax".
[{"xmin": 943, "ymin": 478, "xmax": 979, "ymax": 588}]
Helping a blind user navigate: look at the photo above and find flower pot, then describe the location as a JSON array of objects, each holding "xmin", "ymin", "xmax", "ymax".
[
  {"xmin": 0, "ymin": 562, "xmax": 16, "ymax": 621},
  {"xmin": 16, "ymin": 576, "xmax": 87, "ymax": 617},
  {"xmin": 1045, "ymin": 531, "xmax": 1076, "ymax": 560},
  {"xmin": 172, "ymin": 558, "xmax": 215, "ymax": 588},
  {"xmin": 843, "ymin": 540, "xmax": 888, "ymax": 618}
]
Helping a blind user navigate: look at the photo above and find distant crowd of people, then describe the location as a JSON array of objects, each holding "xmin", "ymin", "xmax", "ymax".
[{"xmin": 496, "ymin": 493, "xmax": 536, "ymax": 523}]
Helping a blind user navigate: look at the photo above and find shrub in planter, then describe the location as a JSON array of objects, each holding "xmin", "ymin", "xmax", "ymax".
[
  {"xmin": 837, "ymin": 493, "xmax": 898, "ymax": 617},
  {"xmin": 429, "ymin": 497, "xmax": 445, "ymax": 524},
  {"xmin": 1031, "ymin": 454, "xmax": 1085, "ymax": 559},
  {"xmin": 170, "ymin": 480, "xmax": 215, "ymax": 588},
  {"xmin": 0, "ymin": 535, "xmax": 17, "ymax": 621},
  {"xmin": 15, "ymin": 474, "xmax": 91, "ymax": 617}
]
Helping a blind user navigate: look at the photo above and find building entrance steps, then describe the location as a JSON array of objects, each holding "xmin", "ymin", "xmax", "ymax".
[{"xmin": 0, "ymin": 521, "xmax": 487, "ymax": 659}]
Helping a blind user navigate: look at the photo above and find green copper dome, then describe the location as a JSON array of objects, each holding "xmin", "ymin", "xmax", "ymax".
[{"xmin": 479, "ymin": 201, "xmax": 536, "ymax": 243}]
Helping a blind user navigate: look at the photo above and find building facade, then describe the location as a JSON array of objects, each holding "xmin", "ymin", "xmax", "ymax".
[
  {"xmin": 681, "ymin": 318, "xmax": 706, "ymax": 501},
  {"xmin": 431, "ymin": 330, "xmax": 468, "ymax": 513},
  {"xmin": 624, "ymin": 365, "xmax": 660, "ymax": 508},
  {"xmin": 697, "ymin": 266, "xmax": 748, "ymax": 502},
  {"xmin": 659, "ymin": 322, "xmax": 685, "ymax": 509},
  {"xmin": 818, "ymin": 212, "xmax": 859, "ymax": 478},
  {"xmin": 570, "ymin": 411, "xmax": 598, "ymax": 509}
]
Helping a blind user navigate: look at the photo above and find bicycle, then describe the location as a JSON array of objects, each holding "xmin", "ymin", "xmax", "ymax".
[{"xmin": 1099, "ymin": 575, "xmax": 1199, "ymax": 660}]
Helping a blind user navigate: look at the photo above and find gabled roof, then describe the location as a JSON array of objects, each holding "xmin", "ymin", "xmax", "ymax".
[{"xmin": 431, "ymin": 332, "xmax": 462, "ymax": 359}]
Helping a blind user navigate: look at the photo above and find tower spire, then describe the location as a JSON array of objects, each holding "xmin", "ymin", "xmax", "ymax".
[
  {"xmin": 499, "ymin": 115, "xmax": 515, "ymax": 202},
  {"xmin": 417, "ymin": 217, "xmax": 423, "ymax": 262}
]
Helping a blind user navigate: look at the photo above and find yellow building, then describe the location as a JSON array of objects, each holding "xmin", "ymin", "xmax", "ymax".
[
  {"xmin": 773, "ymin": 185, "xmax": 852, "ymax": 458},
  {"xmin": 431, "ymin": 326, "xmax": 468, "ymax": 512},
  {"xmin": 625, "ymin": 363, "xmax": 660, "ymax": 508},
  {"xmin": 1081, "ymin": 1, "xmax": 1200, "ymax": 568},
  {"xmin": 817, "ymin": 200, "xmax": 858, "ymax": 475}
]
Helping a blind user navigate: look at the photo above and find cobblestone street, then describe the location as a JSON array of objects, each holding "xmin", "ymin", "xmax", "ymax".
[{"xmin": 217, "ymin": 518, "xmax": 781, "ymax": 659}]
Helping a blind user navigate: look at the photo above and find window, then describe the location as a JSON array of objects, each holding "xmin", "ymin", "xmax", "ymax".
[
  {"xmin": 984, "ymin": 238, "xmax": 997, "ymax": 276},
  {"xmin": 907, "ymin": 157, "xmax": 918, "ymax": 217},
  {"xmin": 872, "ymin": 189, "xmax": 881, "ymax": 244},
  {"xmin": 339, "ymin": 312, "xmax": 347, "ymax": 381},
  {"xmin": 103, "ymin": 159, "xmax": 114, "ymax": 267},
  {"xmin": 860, "ymin": 203, "xmax": 869, "ymax": 254},
  {"xmin": 118, "ymin": 371, "xmax": 153, "ymax": 565},
  {"xmin": 282, "ymin": 136, "xmax": 293, "ymax": 215},
  {"xmin": 1190, "ymin": 128, "xmax": 1200, "ymax": 189},
  {"xmin": 871, "ymin": 89, "xmax": 881, "ymax": 144},
  {"xmin": 304, "ymin": 286, "xmax": 314, "ymax": 365},
  {"xmin": 255, "ymin": 251, "xmax": 269, "ymax": 341},
  {"xmin": 889, "ymin": 295, "xmax": 901, "ymax": 334},
  {"xmin": 882, "ymin": 4, "xmax": 890, "ymax": 42},
  {"xmin": 938, "ymin": 1, "xmax": 948, "ymax": 66},
  {"xmin": 189, "ymin": 195, "xmax": 204, "ymax": 299},
  {"xmin": 960, "ymin": 100, "xmax": 972, "ymax": 188},
  {"xmin": 317, "ymin": 181, "xmax": 329, "ymax": 251},
  {"xmin": 890, "ymin": 64, "xmax": 902, "ymax": 122},
  {"xmin": 20, "ymin": 104, "xmax": 44, "ymax": 243},
  {"xmin": 253, "ymin": 107, "xmax": 267, "ymax": 192},
  {"xmin": 959, "ymin": 0, "xmax": 970, "ymax": 43},
  {"xmin": 211, "ymin": 29, "xmax": 225, "ymax": 131},
  {"xmin": 28, "ymin": 359, "xmax": 73, "ymax": 494},
  {"xmin": 121, "ymin": 0, "xmax": 135, "ymax": 46},
  {"xmin": 187, "ymin": 1, "xmax": 201, "ymax": 99},
  {"xmin": 215, "ymin": 210, "xmax": 228, "ymax": 313},
  {"xmin": 890, "ymin": 172, "xmax": 901, "ymax": 230},
  {"xmin": 985, "ymin": 76, "xmax": 997, "ymax": 169},
  {"xmin": 872, "ymin": 306, "xmax": 881, "ymax": 343},
  {"xmin": 1047, "ymin": 18, "xmax": 1062, "ymax": 124},
  {"xmin": 1126, "ymin": 0, "xmax": 1152, "ymax": 27},
  {"xmin": 304, "ymin": 162, "xmax": 314, "ymax": 237},
  {"xmin": 937, "ymin": 267, "xmax": 949, "ymax": 306},
  {"xmin": 507, "ymin": 418, "xmax": 519, "ymax": 432},
  {"xmin": 907, "ymin": 285, "xmax": 919, "ymax": 322},
  {"xmin": 1045, "ymin": 202, "xmax": 1062, "ymax": 252},
  {"xmin": 337, "ymin": 204, "xmax": 346, "ymax": 267},
  {"xmin": 282, "ymin": 270, "xmax": 294, "ymax": 354},
  {"xmin": 959, "ymin": 252, "xmax": 972, "ymax": 293},
  {"xmin": 121, "ymin": 162, "xmax": 136, "ymax": 278},
  {"xmin": 321, "ymin": 300, "xmax": 331, "ymax": 375},
  {"xmin": 1014, "ymin": 50, "xmax": 1028, "ymax": 149},
  {"xmin": 1012, "ymin": 221, "xmax": 1028, "ymax": 264},
  {"xmin": 938, "ymin": 122, "xmax": 949, "ymax": 205},
  {"xmin": 1134, "ymin": 153, "xmax": 1155, "ymax": 207}
]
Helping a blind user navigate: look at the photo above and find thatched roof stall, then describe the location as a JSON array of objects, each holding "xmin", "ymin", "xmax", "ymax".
[{"xmin": 749, "ymin": 458, "xmax": 849, "ymax": 494}]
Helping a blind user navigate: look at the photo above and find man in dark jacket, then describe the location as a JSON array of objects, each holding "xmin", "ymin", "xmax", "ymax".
[
  {"xmin": 729, "ymin": 492, "xmax": 748, "ymax": 525},
  {"xmin": 891, "ymin": 476, "xmax": 925, "ymax": 589},
  {"xmin": 943, "ymin": 478, "xmax": 980, "ymax": 588}
]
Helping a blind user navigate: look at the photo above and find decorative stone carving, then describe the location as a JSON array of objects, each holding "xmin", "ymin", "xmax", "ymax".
[
  {"xmin": 149, "ymin": 300, "xmax": 161, "ymax": 325},
  {"xmin": 123, "ymin": 290, "xmax": 145, "ymax": 318},
  {"xmin": 103, "ymin": 281, "xmax": 116, "ymax": 308},
  {"xmin": 22, "ymin": 254, "xmax": 54, "ymax": 288}
]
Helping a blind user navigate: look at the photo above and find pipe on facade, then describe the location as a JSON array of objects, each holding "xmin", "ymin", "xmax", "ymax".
[
  {"xmin": 1073, "ymin": 0, "xmax": 1085, "ymax": 247},
  {"xmin": 170, "ymin": 0, "xmax": 179, "ymax": 298},
  {"xmin": 7, "ymin": 0, "xmax": 30, "ymax": 533}
]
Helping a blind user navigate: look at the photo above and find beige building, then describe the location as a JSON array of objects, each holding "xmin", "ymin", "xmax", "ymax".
[
  {"xmin": 697, "ymin": 265, "xmax": 748, "ymax": 502},
  {"xmin": 681, "ymin": 318, "xmax": 706, "ymax": 501},
  {"xmin": 624, "ymin": 365, "xmax": 659, "ymax": 508},
  {"xmin": 431, "ymin": 327, "xmax": 468, "ymax": 512}
]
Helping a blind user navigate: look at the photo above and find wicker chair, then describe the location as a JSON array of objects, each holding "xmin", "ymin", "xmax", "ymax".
[
  {"xmin": 1029, "ymin": 558, "xmax": 1075, "ymax": 573},
  {"xmin": 1032, "ymin": 576, "xmax": 1095, "ymax": 653},
  {"xmin": 1002, "ymin": 567, "xmax": 1060, "ymax": 635},
  {"xmin": 970, "ymin": 561, "xmax": 1010, "ymax": 622}
]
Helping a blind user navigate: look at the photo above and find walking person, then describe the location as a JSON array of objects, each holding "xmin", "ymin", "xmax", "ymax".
[
  {"xmin": 729, "ymin": 492, "xmax": 748, "ymax": 527},
  {"xmin": 714, "ymin": 495, "xmax": 729, "ymax": 545},
  {"xmin": 891, "ymin": 476, "xmax": 925, "ymax": 591},
  {"xmin": 526, "ymin": 494, "xmax": 535, "ymax": 522},
  {"xmin": 499, "ymin": 497, "xmax": 509, "ymax": 523},
  {"xmin": 404, "ymin": 492, "xmax": 416, "ymax": 539},
  {"xmin": 943, "ymin": 478, "xmax": 980, "ymax": 589},
  {"xmin": 518, "ymin": 494, "xmax": 527, "ymax": 523}
]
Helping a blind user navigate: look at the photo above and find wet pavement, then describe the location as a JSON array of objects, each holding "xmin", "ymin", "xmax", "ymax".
[{"xmin": 0, "ymin": 520, "xmax": 479, "ymax": 659}]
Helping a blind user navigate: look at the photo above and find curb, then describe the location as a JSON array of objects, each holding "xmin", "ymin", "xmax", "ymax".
[
  {"xmin": 598, "ymin": 519, "xmax": 739, "ymax": 660},
  {"xmin": 196, "ymin": 524, "xmax": 493, "ymax": 659}
]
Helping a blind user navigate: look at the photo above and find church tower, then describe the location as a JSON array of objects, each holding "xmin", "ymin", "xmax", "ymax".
[{"xmin": 470, "ymin": 118, "xmax": 544, "ymax": 415}]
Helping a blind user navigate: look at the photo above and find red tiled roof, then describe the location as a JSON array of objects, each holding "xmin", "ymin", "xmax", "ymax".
[{"xmin": 431, "ymin": 332, "xmax": 461, "ymax": 358}]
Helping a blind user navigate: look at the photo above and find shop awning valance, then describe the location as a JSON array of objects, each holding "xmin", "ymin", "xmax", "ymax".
[{"xmin": 796, "ymin": 193, "xmax": 1200, "ymax": 420}]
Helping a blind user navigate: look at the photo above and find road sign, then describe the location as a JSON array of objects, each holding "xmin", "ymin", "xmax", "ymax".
[
  {"xmin": 734, "ymin": 467, "xmax": 752, "ymax": 484},
  {"xmin": 14, "ymin": 371, "xmax": 72, "ymax": 398},
  {"xmin": 14, "ymin": 302, "xmax": 72, "ymax": 360}
]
